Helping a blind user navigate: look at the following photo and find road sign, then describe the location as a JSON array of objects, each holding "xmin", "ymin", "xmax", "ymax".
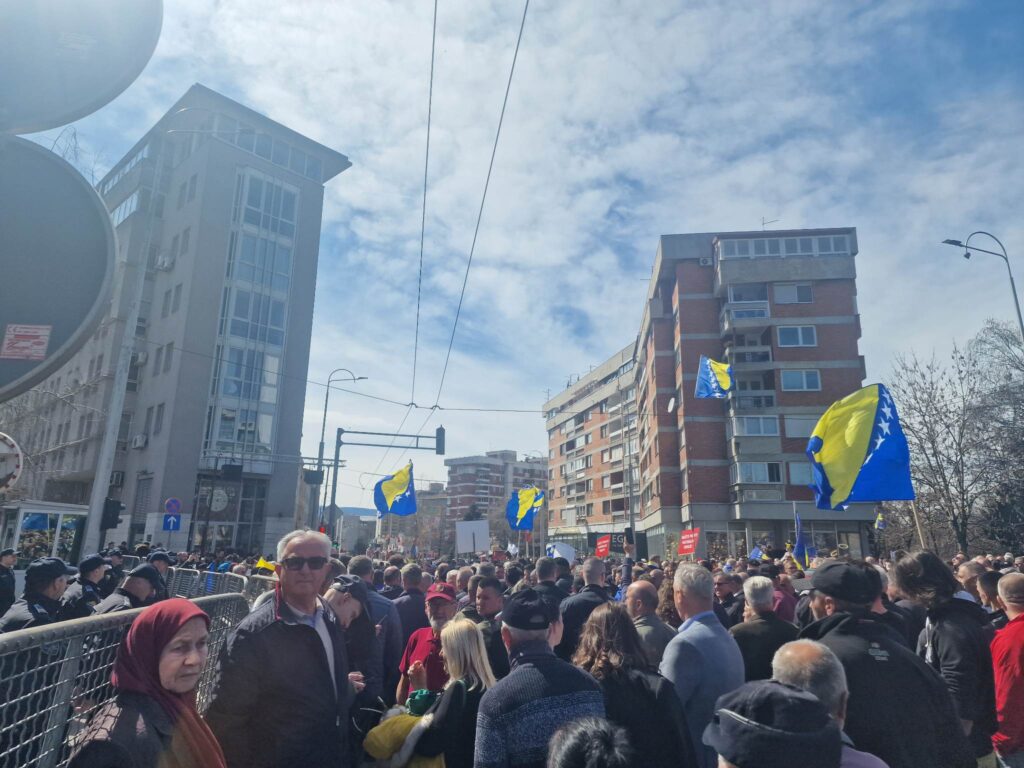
[
  {"xmin": 164, "ymin": 497, "xmax": 181, "ymax": 516},
  {"xmin": 162, "ymin": 514, "xmax": 181, "ymax": 532},
  {"xmin": 0, "ymin": 136, "xmax": 115, "ymax": 403},
  {"xmin": 0, "ymin": 0, "xmax": 163, "ymax": 134}
]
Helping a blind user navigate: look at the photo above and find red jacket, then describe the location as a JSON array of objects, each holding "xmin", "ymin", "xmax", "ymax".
[{"xmin": 991, "ymin": 613, "xmax": 1024, "ymax": 756}]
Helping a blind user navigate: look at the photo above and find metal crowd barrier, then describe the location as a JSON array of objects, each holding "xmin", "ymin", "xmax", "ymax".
[
  {"xmin": 165, "ymin": 568, "xmax": 247, "ymax": 598},
  {"xmin": 119, "ymin": 556, "xmax": 141, "ymax": 570},
  {"xmin": 0, "ymin": 593, "xmax": 249, "ymax": 768},
  {"xmin": 243, "ymin": 573, "xmax": 278, "ymax": 605}
]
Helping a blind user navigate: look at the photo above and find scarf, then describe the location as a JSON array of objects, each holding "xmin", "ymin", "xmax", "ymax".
[{"xmin": 111, "ymin": 598, "xmax": 227, "ymax": 768}]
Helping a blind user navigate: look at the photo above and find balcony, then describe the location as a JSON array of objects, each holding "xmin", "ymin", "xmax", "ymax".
[
  {"xmin": 720, "ymin": 302, "xmax": 770, "ymax": 335},
  {"xmin": 724, "ymin": 345, "xmax": 773, "ymax": 370},
  {"xmin": 730, "ymin": 391, "xmax": 776, "ymax": 410}
]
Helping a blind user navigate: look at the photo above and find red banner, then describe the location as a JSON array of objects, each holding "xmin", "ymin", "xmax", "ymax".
[
  {"xmin": 595, "ymin": 534, "xmax": 611, "ymax": 558},
  {"xmin": 677, "ymin": 528, "xmax": 701, "ymax": 556}
]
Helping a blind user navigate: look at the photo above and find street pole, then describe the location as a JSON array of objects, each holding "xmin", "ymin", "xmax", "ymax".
[
  {"xmin": 329, "ymin": 427, "xmax": 341, "ymax": 544},
  {"xmin": 312, "ymin": 369, "xmax": 365, "ymax": 528},
  {"xmin": 944, "ymin": 232, "xmax": 1024, "ymax": 342}
]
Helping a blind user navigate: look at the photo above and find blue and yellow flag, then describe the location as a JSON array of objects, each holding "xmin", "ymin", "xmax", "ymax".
[
  {"xmin": 694, "ymin": 355, "xmax": 734, "ymax": 399},
  {"xmin": 806, "ymin": 384, "xmax": 915, "ymax": 511},
  {"xmin": 792, "ymin": 511, "xmax": 811, "ymax": 569},
  {"xmin": 373, "ymin": 462, "xmax": 417, "ymax": 518},
  {"xmin": 749, "ymin": 546, "xmax": 770, "ymax": 562},
  {"xmin": 506, "ymin": 487, "xmax": 544, "ymax": 531}
]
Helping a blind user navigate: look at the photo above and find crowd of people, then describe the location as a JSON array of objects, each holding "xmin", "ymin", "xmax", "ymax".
[{"xmin": 0, "ymin": 534, "xmax": 1022, "ymax": 768}]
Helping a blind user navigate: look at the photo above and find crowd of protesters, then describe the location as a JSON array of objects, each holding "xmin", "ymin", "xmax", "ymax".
[{"xmin": 0, "ymin": 534, "xmax": 1022, "ymax": 768}]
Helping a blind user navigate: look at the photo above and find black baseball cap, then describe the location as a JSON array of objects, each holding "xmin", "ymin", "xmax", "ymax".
[
  {"xmin": 106, "ymin": 549, "xmax": 124, "ymax": 558},
  {"xmin": 0, "ymin": 548, "xmax": 15, "ymax": 558},
  {"xmin": 332, "ymin": 574, "xmax": 370, "ymax": 612},
  {"xmin": 703, "ymin": 680, "xmax": 841, "ymax": 768},
  {"xmin": 26, "ymin": 557, "xmax": 77, "ymax": 581},
  {"xmin": 502, "ymin": 588, "xmax": 558, "ymax": 630},
  {"xmin": 147, "ymin": 550, "xmax": 174, "ymax": 565},
  {"xmin": 811, "ymin": 560, "xmax": 879, "ymax": 605},
  {"xmin": 78, "ymin": 553, "xmax": 111, "ymax": 574},
  {"xmin": 127, "ymin": 563, "xmax": 164, "ymax": 590}
]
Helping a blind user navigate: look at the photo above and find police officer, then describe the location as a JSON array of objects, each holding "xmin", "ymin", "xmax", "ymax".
[
  {"xmin": 147, "ymin": 550, "xmax": 173, "ymax": 601},
  {"xmin": 0, "ymin": 557, "xmax": 77, "ymax": 632},
  {"xmin": 97, "ymin": 548, "xmax": 126, "ymax": 598},
  {"xmin": 60, "ymin": 553, "xmax": 109, "ymax": 619},
  {"xmin": 0, "ymin": 548, "xmax": 16, "ymax": 616},
  {"xmin": 94, "ymin": 563, "xmax": 161, "ymax": 613}
]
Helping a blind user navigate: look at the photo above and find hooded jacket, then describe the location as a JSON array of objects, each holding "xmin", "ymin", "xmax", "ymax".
[
  {"xmin": 800, "ymin": 611, "xmax": 974, "ymax": 768},
  {"xmin": 919, "ymin": 597, "xmax": 998, "ymax": 758}
]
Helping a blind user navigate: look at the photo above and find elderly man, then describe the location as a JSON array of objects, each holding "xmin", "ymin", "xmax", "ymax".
[
  {"xmin": 474, "ymin": 589, "xmax": 604, "ymax": 768},
  {"xmin": 625, "ymin": 579, "xmax": 676, "ymax": 666},
  {"xmin": 659, "ymin": 564, "xmax": 744, "ymax": 768},
  {"xmin": 396, "ymin": 582, "xmax": 458, "ymax": 704},
  {"xmin": 729, "ymin": 575, "xmax": 798, "ymax": 681},
  {"xmin": 393, "ymin": 563, "xmax": 429, "ymax": 648},
  {"xmin": 556, "ymin": 557, "xmax": 611, "ymax": 661},
  {"xmin": 714, "ymin": 572, "xmax": 745, "ymax": 628},
  {"xmin": 992, "ymin": 573, "xmax": 1024, "ymax": 766},
  {"xmin": 801, "ymin": 560, "xmax": 974, "ymax": 768},
  {"xmin": 773, "ymin": 640, "xmax": 890, "ymax": 767},
  {"xmin": 206, "ymin": 530, "xmax": 354, "ymax": 768}
]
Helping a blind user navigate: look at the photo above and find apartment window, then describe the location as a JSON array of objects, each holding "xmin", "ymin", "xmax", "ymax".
[
  {"xmin": 736, "ymin": 462, "xmax": 782, "ymax": 483},
  {"xmin": 774, "ymin": 283, "xmax": 812, "ymax": 304},
  {"xmin": 600, "ymin": 425, "xmax": 608, "ymax": 438},
  {"xmin": 180, "ymin": 227, "xmax": 191, "ymax": 255},
  {"xmin": 161, "ymin": 289, "xmax": 172, "ymax": 318},
  {"xmin": 784, "ymin": 415, "xmax": 818, "ymax": 438},
  {"xmin": 153, "ymin": 346, "xmax": 164, "ymax": 374},
  {"xmin": 172, "ymin": 284, "xmax": 182, "ymax": 313},
  {"xmin": 789, "ymin": 462, "xmax": 813, "ymax": 486},
  {"xmin": 230, "ymin": 288, "xmax": 286, "ymax": 346},
  {"xmin": 177, "ymin": 182, "xmax": 187, "ymax": 210},
  {"xmin": 238, "ymin": 234, "xmax": 292, "ymax": 291},
  {"xmin": 735, "ymin": 416, "xmax": 779, "ymax": 436},
  {"xmin": 222, "ymin": 347, "xmax": 262, "ymax": 398},
  {"xmin": 781, "ymin": 370, "xmax": 821, "ymax": 391},
  {"xmin": 243, "ymin": 176, "xmax": 298, "ymax": 238},
  {"xmin": 818, "ymin": 235, "xmax": 848, "ymax": 254},
  {"xmin": 153, "ymin": 403, "xmax": 165, "ymax": 435},
  {"xmin": 187, "ymin": 173, "xmax": 198, "ymax": 201},
  {"xmin": 143, "ymin": 406, "xmax": 154, "ymax": 435},
  {"xmin": 163, "ymin": 342, "xmax": 173, "ymax": 373},
  {"xmin": 728, "ymin": 283, "xmax": 768, "ymax": 302},
  {"xmin": 170, "ymin": 234, "xmax": 180, "ymax": 260},
  {"xmin": 778, "ymin": 326, "xmax": 817, "ymax": 347}
]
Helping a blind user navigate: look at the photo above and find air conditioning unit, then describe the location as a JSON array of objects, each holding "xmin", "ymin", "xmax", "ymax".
[
  {"xmin": 156, "ymin": 255, "xmax": 175, "ymax": 271},
  {"xmin": 131, "ymin": 434, "xmax": 148, "ymax": 449},
  {"xmin": 135, "ymin": 351, "xmax": 148, "ymax": 366},
  {"xmin": 110, "ymin": 470, "xmax": 125, "ymax": 488},
  {"xmin": 698, "ymin": 257, "xmax": 713, "ymax": 266}
]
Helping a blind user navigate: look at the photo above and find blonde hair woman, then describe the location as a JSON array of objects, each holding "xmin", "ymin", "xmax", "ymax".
[{"xmin": 413, "ymin": 618, "xmax": 496, "ymax": 768}]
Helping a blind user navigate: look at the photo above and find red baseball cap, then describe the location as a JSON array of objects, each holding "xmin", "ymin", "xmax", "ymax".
[{"xmin": 426, "ymin": 582, "xmax": 457, "ymax": 603}]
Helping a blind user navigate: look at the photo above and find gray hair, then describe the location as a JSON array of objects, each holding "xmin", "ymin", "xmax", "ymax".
[
  {"xmin": 502, "ymin": 624, "xmax": 550, "ymax": 645},
  {"xmin": 743, "ymin": 576, "xmax": 775, "ymax": 612},
  {"xmin": 674, "ymin": 564, "xmax": 713, "ymax": 602},
  {"xmin": 276, "ymin": 529, "xmax": 331, "ymax": 561},
  {"xmin": 772, "ymin": 639, "xmax": 847, "ymax": 716}
]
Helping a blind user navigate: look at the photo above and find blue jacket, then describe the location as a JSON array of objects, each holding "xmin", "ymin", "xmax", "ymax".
[
  {"xmin": 365, "ymin": 586, "xmax": 404, "ymax": 704},
  {"xmin": 393, "ymin": 588, "xmax": 428, "ymax": 649},
  {"xmin": 659, "ymin": 612, "xmax": 745, "ymax": 768}
]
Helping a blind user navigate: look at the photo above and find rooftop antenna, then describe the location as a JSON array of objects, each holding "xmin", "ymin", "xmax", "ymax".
[{"xmin": 761, "ymin": 217, "xmax": 780, "ymax": 231}]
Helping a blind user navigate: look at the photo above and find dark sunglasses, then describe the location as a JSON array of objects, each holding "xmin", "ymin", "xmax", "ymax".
[{"xmin": 281, "ymin": 556, "xmax": 329, "ymax": 571}]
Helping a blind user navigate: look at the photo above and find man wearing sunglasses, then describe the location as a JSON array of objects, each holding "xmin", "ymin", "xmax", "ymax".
[{"xmin": 206, "ymin": 529, "xmax": 354, "ymax": 768}]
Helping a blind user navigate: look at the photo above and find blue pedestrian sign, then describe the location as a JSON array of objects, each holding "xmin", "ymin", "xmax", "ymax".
[
  {"xmin": 162, "ymin": 514, "xmax": 181, "ymax": 532},
  {"xmin": 164, "ymin": 497, "xmax": 181, "ymax": 515}
]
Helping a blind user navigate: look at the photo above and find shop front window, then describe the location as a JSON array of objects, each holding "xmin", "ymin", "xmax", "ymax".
[
  {"xmin": 18, "ymin": 513, "xmax": 57, "ymax": 560},
  {"xmin": 705, "ymin": 530, "xmax": 730, "ymax": 561}
]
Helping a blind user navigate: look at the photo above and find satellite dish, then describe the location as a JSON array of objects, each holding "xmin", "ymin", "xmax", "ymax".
[
  {"xmin": 0, "ymin": 0, "xmax": 163, "ymax": 134},
  {"xmin": 667, "ymin": 397, "xmax": 676, "ymax": 413},
  {"xmin": 0, "ymin": 136, "xmax": 115, "ymax": 402}
]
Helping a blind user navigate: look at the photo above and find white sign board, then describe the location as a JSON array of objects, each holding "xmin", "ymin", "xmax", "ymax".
[
  {"xmin": 546, "ymin": 542, "xmax": 577, "ymax": 562},
  {"xmin": 455, "ymin": 520, "xmax": 490, "ymax": 554}
]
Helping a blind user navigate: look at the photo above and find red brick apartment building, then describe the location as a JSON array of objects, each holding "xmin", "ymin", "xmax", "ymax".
[{"xmin": 546, "ymin": 228, "xmax": 877, "ymax": 561}]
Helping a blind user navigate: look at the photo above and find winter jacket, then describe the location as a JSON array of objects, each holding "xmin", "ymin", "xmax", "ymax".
[
  {"xmin": 205, "ymin": 592, "xmax": 352, "ymax": 768},
  {"xmin": 68, "ymin": 692, "xmax": 175, "ymax": 768},
  {"xmin": 0, "ymin": 564, "xmax": 15, "ymax": 616},
  {"xmin": 394, "ymin": 588, "xmax": 428, "ymax": 649},
  {"xmin": 729, "ymin": 611, "xmax": 799, "ymax": 681},
  {"xmin": 919, "ymin": 598, "xmax": 998, "ymax": 758},
  {"xmin": 533, "ymin": 580, "xmax": 569, "ymax": 606},
  {"xmin": 61, "ymin": 577, "xmax": 103, "ymax": 619},
  {"xmin": 800, "ymin": 610, "xmax": 974, "ymax": 768},
  {"xmin": 366, "ymin": 585, "xmax": 404, "ymax": 705},
  {"xmin": 555, "ymin": 584, "xmax": 611, "ymax": 661},
  {"xmin": 991, "ymin": 613, "xmax": 1024, "ymax": 757},
  {"xmin": 415, "ymin": 679, "xmax": 484, "ymax": 768},
  {"xmin": 596, "ymin": 667, "xmax": 699, "ymax": 768}
]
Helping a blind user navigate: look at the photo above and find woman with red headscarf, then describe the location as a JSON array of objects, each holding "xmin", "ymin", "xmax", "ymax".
[{"xmin": 70, "ymin": 598, "xmax": 227, "ymax": 768}]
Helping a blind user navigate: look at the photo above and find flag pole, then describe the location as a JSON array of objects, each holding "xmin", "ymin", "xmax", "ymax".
[{"xmin": 910, "ymin": 501, "xmax": 927, "ymax": 550}]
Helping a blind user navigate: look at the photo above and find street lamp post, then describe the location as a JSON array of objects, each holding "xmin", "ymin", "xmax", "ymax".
[
  {"xmin": 942, "ymin": 232, "xmax": 1024, "ymax": 343},
  {"xmin": 311, "ymin": 368, "xmax": 366, "ymax": 528}
]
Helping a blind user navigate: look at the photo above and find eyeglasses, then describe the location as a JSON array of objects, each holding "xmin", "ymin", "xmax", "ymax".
[{"xmin": 281, "ymin": 556, "xmax": 329, "ymax": 571}]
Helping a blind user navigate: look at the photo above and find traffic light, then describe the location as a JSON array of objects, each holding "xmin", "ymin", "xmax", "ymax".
[
  {"xmin": 318, "ymin": 525, "xmax": 327, "ymax": 534},
  {"xmin": 101, "ymin": 497, "xmax": 126, "ymax": 530},
  {"xmin": 435, "ymin": 425, "xmax": 445, "ymax": 455}
]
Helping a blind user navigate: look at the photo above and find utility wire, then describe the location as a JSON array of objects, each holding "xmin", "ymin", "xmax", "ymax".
[
  {"xmin": 431, "ymin": 0, "xmax": 530, "ymax": 409},
  {"xmin": 411, "ymin": 0, "xmax": 439, "ymax": 404}
]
